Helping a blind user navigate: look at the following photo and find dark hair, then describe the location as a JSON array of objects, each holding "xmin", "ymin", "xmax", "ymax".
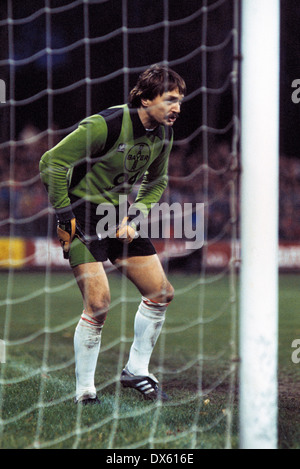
[{"xmin": 129, "ymin": 64, "xmax": 186, "ymax": 108}]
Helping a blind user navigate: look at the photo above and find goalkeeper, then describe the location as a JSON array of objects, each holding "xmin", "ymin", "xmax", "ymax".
[{"xmin": 40, "ymin": 64, "xmax": 186, "ymax": 405}]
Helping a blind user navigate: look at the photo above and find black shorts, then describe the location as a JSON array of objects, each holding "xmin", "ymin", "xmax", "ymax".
[{"xmin": 68, "ymin": 197, "xmax": 156, "ymax": 268}]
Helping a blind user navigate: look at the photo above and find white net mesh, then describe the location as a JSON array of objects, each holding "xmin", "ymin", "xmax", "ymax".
[{"xmin": 0, "ymin": 0, "xmax": 240, "ymax": 450}]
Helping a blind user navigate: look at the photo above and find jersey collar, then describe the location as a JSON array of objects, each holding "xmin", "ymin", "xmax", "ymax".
[{"xmin": 129, "ymin": 105, "xmax": 164, "ymax": 141}]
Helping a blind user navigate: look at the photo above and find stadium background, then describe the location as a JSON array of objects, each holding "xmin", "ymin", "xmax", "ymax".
[{"xmin": 0, "ymin": 0, "xmax": 300, "ymax": 450}]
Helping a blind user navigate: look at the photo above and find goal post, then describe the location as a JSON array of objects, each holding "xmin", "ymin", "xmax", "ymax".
[{"xmin": 239, "ymin": 0, "xmax": 280, "ymax": 449}]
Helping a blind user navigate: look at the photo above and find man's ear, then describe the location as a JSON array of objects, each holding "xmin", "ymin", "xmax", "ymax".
[{"xmin": 141, "ymin": 98, "xmax": 151, "ymax": 108}]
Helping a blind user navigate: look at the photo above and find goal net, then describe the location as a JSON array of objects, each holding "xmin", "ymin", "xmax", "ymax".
[{"xmin": 0, "ymin": 0, "xmax": 240, "ymax": 450}]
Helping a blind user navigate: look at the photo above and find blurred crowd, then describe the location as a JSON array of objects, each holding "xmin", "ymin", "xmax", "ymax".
[{"xmin": 0, "ymin": 124, "xmax": 299, "ymax": 242}]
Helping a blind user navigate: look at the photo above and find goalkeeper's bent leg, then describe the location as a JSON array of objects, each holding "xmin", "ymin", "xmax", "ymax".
[
  {"xmin": 74, "ymin": 311, "xmax": 106, "ymax": 402},
  {"xmin": 126, "ymin": 297, "xmax": 171, "ymax": 377},
  {"xmin": 72, "ymin": 262, "xmax": 110, "ymax": 401}
]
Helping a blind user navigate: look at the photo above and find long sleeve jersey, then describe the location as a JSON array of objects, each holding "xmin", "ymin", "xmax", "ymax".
[{"xmin": 39, "ymin": 104, "xmax": 173, "ymax": 221}]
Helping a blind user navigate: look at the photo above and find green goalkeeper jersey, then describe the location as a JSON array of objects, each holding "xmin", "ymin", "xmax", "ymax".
[{"xmin": 39, "ymin": 104, "xmax": 173, "ymax": 221}]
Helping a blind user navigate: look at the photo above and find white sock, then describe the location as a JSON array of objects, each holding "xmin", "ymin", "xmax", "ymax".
[
  {"xmin": 74, "ymin": 311, "xmax": 103, "ymax": 401},
  {"xmin": 126, "ymin": 297, "xmax": 168, "ymax": 376}
]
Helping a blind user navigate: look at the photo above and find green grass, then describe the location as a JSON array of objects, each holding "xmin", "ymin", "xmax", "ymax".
[{"xmin": 0, "ymin": 270, "xmax": 299, "ymax": 449}]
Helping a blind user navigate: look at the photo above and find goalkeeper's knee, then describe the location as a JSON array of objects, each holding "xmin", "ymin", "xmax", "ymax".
[
  {"xmin": 147, "ymin": 282, "xmax": 174, "ymax": 306},
  {"xmin": 141, "ymin": 294, "xmax": 172, "ymax": 319}
]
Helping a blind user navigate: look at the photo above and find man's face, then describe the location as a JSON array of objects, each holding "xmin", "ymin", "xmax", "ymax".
[{"xmin": 142, "ymin": 88, "xmax": 184, "ymax": 128}]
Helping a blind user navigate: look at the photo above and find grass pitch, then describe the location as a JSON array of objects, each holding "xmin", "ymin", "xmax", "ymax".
[{"xmin": 0, "ymin": 270, "xmax": 299, "ymax": 449}]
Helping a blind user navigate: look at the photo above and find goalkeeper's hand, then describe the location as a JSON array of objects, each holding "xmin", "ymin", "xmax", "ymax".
[
  {"xmin": 57, "ymin": 218, "xmax": 76, "ymax": 259},
  {"xmin": 116, "ymin": 216, "xmax": 137, "ymax": 244}
]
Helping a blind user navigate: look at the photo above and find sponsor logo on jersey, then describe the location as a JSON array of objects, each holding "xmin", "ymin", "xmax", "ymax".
[{"xmin": 125, "ymin": 143, "xmax": 150, "ymax": 172}]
